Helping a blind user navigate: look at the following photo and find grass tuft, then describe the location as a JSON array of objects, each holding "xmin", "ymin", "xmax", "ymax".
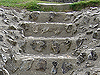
[{"xmin": 70, "ymin": 0, "xmax": 100, "ymax": 11}]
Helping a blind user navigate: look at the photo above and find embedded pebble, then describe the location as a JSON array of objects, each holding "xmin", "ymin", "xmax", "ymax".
[
  {"xmin": 0, "ymin": 35, "xmax": 3, "ymax": 41},
  {"xmin": 86, "ymin": 30, "xmax": 93, "ymax": 35},
  {"xmin": 85, "ymin": 62, "xmax": 94, "ymax": 68},
  {"xmin": 51, "ymin": 61, "xmax": 58, "ymax": 74},
  {"xmin": 61, "ymin": 62, "xmax": 73, "ymax": 74},
  {"xmin": 85, "ymin": 71, "xmax": 90, "ymax": 75},
  {"xmin": 30, "ymin": 40, "xmax": 46, "ymax": 52},
  {"xmin": 0, "ymin": 70, "xmax": 4, "ymax": 75},
  {"xmin": 88, "ymin": 50, "xmax": 98, "ymax": 61},
  {"xmin": 36, "ymin": 59, "xmax": 47, "ymax": 71},
  {"xmin": 77, "ymin": 53, "xmax": 87, "ymax": 65},
  {"xmin": 51, "ymin": 41, "xmax": 60, "ymax": 54},
  {"xmin": 8, "ymin": 26, "xmax": 17, "ymax": 30}
]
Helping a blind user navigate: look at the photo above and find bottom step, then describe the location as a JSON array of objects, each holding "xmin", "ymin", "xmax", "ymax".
[{"xmin": 4, "ymin": 54, "xmax": 77, "ymax": 75}]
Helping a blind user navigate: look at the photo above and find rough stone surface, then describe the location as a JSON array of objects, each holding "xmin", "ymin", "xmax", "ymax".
[{"xmin": 0, "ymin": 7, "xmax": 99, "ymax": 75}]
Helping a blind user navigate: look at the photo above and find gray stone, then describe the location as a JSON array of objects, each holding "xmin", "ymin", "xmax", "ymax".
[
  {"xmin": 93, "ymin": 31, "xmax": 98, "ymax": 39},
  {"xmin": 18, "ymin": 40, "xmax": 27, "ymax": 53},
  {"xmin": 20, "ymin": 58, "xmax": 34, "ymax": 71},
  {"xmin": 90, "ymin": 7, "xmax": 98, "ymax": 11},
  {"xmin": 36, "ymin": 59, "xmax": 47, "ymax": 71},
  {"xmin": 77, "ymin": 53, "xmax": 87, "ymax": 65},
  {"xmin": 8, "ymin": 26, "xmax": 17, "ymax": 30},
  {"xmin": 0, "ymin": 35, "xmax": 3, "ymax": 41},
  {"xmin": 0, "ymin": 8, "xmax": 4, "ymax": 11},
  {"xmin": 41, "ymin": 27, "xmax": 49, "ymax": 34},
  {"xmin": 88, "ymin": 50, "xmax": 98, "ymax": 61},
  {"xmin": 63, "ymin": 38, "xmax": 72, "ymax": 50},
  {"xmin": 1, "ymin": 54, "xmax": 7, "ymax": 63},
  {"xmin": 3, "ymin": 19, "xmax": 10, "ymax": 25},
  {"xmin": 7, "ymin": 39, "xmax": 17, "ymax": 46},
  {"xmin": 5, "ymin": 58, "xmax": 18, "ymax": 73},
  {"xmin": 76, "ymin": 38, "xmax": 84, "ymax": 48},
  {"xmin": 86, "ymin": 30, "xmax": 93, "ymax": 35},
  {"xmin": 93, "ymin": 24, "xmax": 99, "ymax": 28},
  {"xmin": 85, "ymin": 62, "xmax": 94, "ymax": 68},
  {"xmin": 51, "ymin": 41, "xmax": 60, "ymax": 54},
  {"xmin": 49, "ymin": 13, "xmax": 56, "ymax": 22},
  {"xmin": 29, "ymin": 12, "xmax": 39, "ymax": 21},
  {"xmin": 72, "ymin": 49, "xmax": 81, "ymax": 56},
  {"xmin": 51, "ymin": 67, "xmax": 57, "ymax": 75},
  {"xmin": 61, "ymin": 62, "xmax": 73, "ymax": 74},
  {"xmin": 6, "ymin": 34, "xmax": 14, "ymax": 40},
  {"xmin": 65, "ymin": 23, "xmax": 77, "ymax": 35},
  {"xmin": 85, "ymin": 71, "xmax": 90, "ymax": 75},
  {"xmin": 51, "ymin": 61, "xmax": 58, "ymax": 74},
  {"xmin": 0, "ymin": 69, "xmax": 4, "ymax": 75},
  {"xmin": 12, "ymin": 16, "xmax": 19, "ymax": 22},
  {"xmin": 92, "ymin": 72, "xmax": 98, "ymax": 75},
  {"xmin": 30, "ymin": 40, "xmax": 46, "ymax": 52}
]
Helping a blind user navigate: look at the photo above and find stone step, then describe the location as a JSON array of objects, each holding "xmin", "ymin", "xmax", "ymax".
[
  {"xmin": 37, "ymin": 3, "xmax": 72, "ymax": 12},
  {"xmin": 7, "ymin": 54, "xmax": 77, "ymax": 75},
  {"xmin": 40, "ymin": 0, "xmax": 82, "ymax": 3},
  {"xmin": 19, "ymin": 22, "xmax": 76, "ymax": 37},
  {"xmin": 21, "ymin": 37, "xmax": 84, "ymax": 54},
  {"xmin": 24, "ymin": 11, "xmax": 74, "ymax": 23}
]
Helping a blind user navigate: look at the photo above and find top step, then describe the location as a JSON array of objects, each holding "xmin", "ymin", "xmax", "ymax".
[
  {"xmin": 23, "ymin": 11, "xmax": 74, "ymax": 23},
  {"xmin": 40, "ymin": 0, "xmax": 84, "ymax": 3}
]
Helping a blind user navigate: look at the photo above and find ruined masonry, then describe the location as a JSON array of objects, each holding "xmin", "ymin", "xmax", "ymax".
[{"xmin": 0, "ymin": 7, "xmax": 100, "ymax": 75}]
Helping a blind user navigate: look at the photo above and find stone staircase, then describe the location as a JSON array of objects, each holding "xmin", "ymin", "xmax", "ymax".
[
  {"xmin": 0, "ymin": 7, "xmax": 100, "ymax": 75},
  {"xmin": 15, "ymin": 12, "xmax": 79, "ymax": 75}
]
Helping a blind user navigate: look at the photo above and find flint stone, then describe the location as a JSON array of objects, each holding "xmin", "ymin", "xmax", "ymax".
[
  {"xmin": 0, "ymin": 70, "xmax": 4, "ymax": 75},
  {"xmin": 49, "ymin": 13, "xmax": 56, "ymax": 22},
  {"xmin": 76, "ymin": 38, "xmax": 84, "ymax": 48},
  {"xmin": 36, "ymin": 59, "xmax": 47, "ymax": 71},
  {"xmin": 1, "ymin": 54, "xmax": 7, "ymax": 63},
  {"xmin": 93, "ymin": 31, "xmax": 98, "ymax": 39},
  {"xmin": 65, "ymin": 23, "xmax": 77, "ymax": 34},
  {"xmin": 12, "ymin": 16, "xmax": 19, "ymax": 22},
  {"xmin": 90, "ymin": 7, "xmax": 98, "ymax": 11},
  {"xmin": 51, "ymin": 61, "xmax": 58, "ymax": 74},
  {"xmin": 29, "ymin": 12, "xmax": 39, "ymax": 21},
  {"xmin": 85, "ymin": 71, "xmax": 90, "ymax": 75},
  {"xmin": 52, "ymin": 61, "xmax": 57, "ymax": 67},
  {"xmin": 77, "ymin": 53, "xmax": 87, "ymax": 65},
  {"xmin": 51, "ymin": 41, "xmax": 60, "ymax": 54},
  {"xmin": 30, "ymin": 40, "xmax": 46, "ymax": 52},
  {"xmin": 6, "ymin": 34, "xmax": 14, "ymax": 40},
  {"xmin": 86, "ymin": 30, "xmax": 93, "ymax": 35},
  {"xmin": 7, "ymin": 39, "xmax": 17, "ymax": 46},
  {"xmin": 0, "ymin": 35, "xmax": 3, "ymax": 41},
  {"xmin": 20, "ymin": 58, "xmax": 34, "ymax": 71},
  {"xmin": 97, "ymin": 28, "xmax": 100, "ymax": 31},
  {"xmin": 5, "ymin": 58, "xmax": 18, "ymax": 73},
  {"xmin": 88, "ymin": 50, "xmax": 98, "ymax": 61},
  {"xmin": 85, "ymin": 62, "xmax": 94, "ymax": 68},
  {"xmin": 18, "ymin": 40, "xmax": 27, "ymax": 53},
  {"xmin": 0, "ymin": 8, "xmax": 4, "ymax": 11},
  {"xmin": 51, "ymin": 67, "xmax": 57, "ymax": 75},
  {"xmin": 62, "ymin": 62, "xmax": 73, "ymax": 74},
  {"xmin": 3, "ymin": 19, "xmax": 10, "ymax": 25},
  {"xmin": 92, "ymin": 72, "xmax": 98, "ymax": 75},
  {"xmin": 8, "ymin": 26, "xmax": 17, "ymax": 30},
  {"xmin": 72, "ymin": 49, "xmax": 81, "ymax": 56},
  {"xmin": 63, "ymin": 39, "xmax": 72, "ymax": 50},
  {"xmin": 93, "ymin": 24, "xmax": 99, "ymax": 28}
]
